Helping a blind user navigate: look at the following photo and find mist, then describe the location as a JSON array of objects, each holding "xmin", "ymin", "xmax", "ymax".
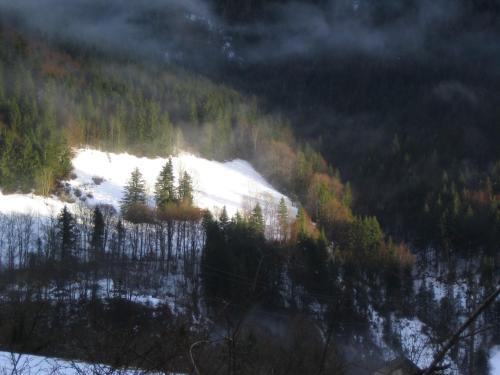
[
  {"xmin": 1, "ymin": 0, "xmax": 499, "ymax": 71},
  {"xmin": 0, "ymin": 0, "xmax": 224, "ymax": 65}
]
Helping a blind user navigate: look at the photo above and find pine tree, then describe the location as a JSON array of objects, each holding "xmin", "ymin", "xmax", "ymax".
[
  {"xmin": 250, "ymin": 203, "xmax": 265, "ymax": 235},
  {"xmin": 219, "ymin": 206, "xmax": 229, "ymax": 229},
  {"xmin": 178, "ymin": 171, "xmax": 194, "ymax": 205},
  {"xmin": 90, "ymin": 206, "xmax": 105, "ymax": 261},
  {"xmin": 298, "ymin": 233, "xmax": 329, "ymax": 295},
  {"xmin": 114, "ymin": 219, "xmax": 125, "ymax": 259},
  {"xmin": 343, "ymin": 182, "xmax": 353, "ymax": 207},
  {"xmin": 57, "ymin": 206, "xmax": 77, "ymax": 261},
  {"xmin": 296, "ymin": 206, "xmax": 308, "ymax": 236},
  {"xmin": 155, "ymin": 157, "xmax": 176, "ymax": 209},
  {"xmin": 202, "ymin": 210, "xmax": 215, "ymax": 231},
  {"xmin": 8, "ymin": 100, "xmax": 22, "ymax": 130},
  {"xmin": 277, "ymin": 197, "xmax": 289, "ymax": 241},
  {"xmin": 0, "ymin": 62, "xmax": 5, "ymax": 102},
  {"xmin": 233, "ymin": 211, "xmax": 243, "ymax": 225},
  {"xmin": 120, "ymin": 167, "xmax": 147, "ymax": 214}
]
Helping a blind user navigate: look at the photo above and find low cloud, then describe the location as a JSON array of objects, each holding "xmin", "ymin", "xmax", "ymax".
[
  {"xmin": 0, "ymin": 0, "xmax": 221, "ymax": 62},
  {"xmin": 0, "ymin": 0, "xmax": 499, "ymax": 72}
]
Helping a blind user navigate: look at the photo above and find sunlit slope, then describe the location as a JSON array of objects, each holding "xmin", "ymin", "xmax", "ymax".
[{"xmin": 0, "ymin": 148, "xmax": 295, "ymax": 219}]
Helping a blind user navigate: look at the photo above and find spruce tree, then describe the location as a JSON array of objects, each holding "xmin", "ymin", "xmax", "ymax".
[
  {"xmin": 155, "ymin": 157, "xmax": 176, "ymax": 209},
  {"xmin": 250, "ymin": 203, "xmax": 265, "ymax": 235},
  {"xmin": 178, "ymin": 171, "xmax": 194, "ymax": 205},
  {"xmin": 90, "ymin": 206, "xmax": 105, "ymax": 261},
  {"xmin": 233, "ymin": 211, "xmax": 243, "ymax": 225},
  {"xmin": 219, "ymin": 206, "xmax": 229, "ymax": 229},
  {"xmin": 278, "ymin": 197, "xmax": 289, "ymax": 241},
  {"xmin": 202, "ymin": 210, "xmax": 215, "ymax": 231},
  {"xmin": 120, "ymin": 167, "xmax": 147, "ymax": 214},
  {"xmin": 343, "ymin": 182, "xmax": 353, "ymax": 207},
  {"xmin": 114, "ymin": 220, "xmax": 125, "ymax": 259},
  {"xmin": 8, "ymin": 100, "xmax": 22, "ymax": 130},
  {"xmin": 57, "ymin": 206, "xmax": 77, "ymax": 261},
  {"xmin": 0, "ymin": 62, "xmax": 4, "ymax": 102},
  {"xmin": 296, "ymin": 206, "xmax": 308, "ymax": 237}
]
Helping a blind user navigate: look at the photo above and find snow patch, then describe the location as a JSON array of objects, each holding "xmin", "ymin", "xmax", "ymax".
[
  {"xmin": 0, "ymin": 191, "xmax": 72, "ymax": 217},
  {"xmin": 0, "ymin": 148, "xmax": 295, "ymax": 220},
  {"xmin": 393, "ymin": 317, "xmax": 434, "ymax": 368},
  {"xmin": 0, "ymin": 351, "xmax": 184, "ymax": 374},
  {"xmin": 68, "ymin": 148, "xmax": 295, "ymax": 218},
  {"xmin": 490, "ymin": 346, "xmax": 500, "ymax": 375}
]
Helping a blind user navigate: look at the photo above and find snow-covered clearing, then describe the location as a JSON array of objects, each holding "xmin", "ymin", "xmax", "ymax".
[
  {"xmin": 69, "ymin": 148, "xmax": 294, "ymax": 217},
  {"xmin": 0, "ymin": 351, "xmax": 183, "ymax": 375},
  {"xmin": 0, "ymin": 148, "xmax": 295, "ymax": 220}
]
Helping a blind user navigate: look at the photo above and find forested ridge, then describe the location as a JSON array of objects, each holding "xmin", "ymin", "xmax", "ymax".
[
  {"xmin": 0, "ymin": 23, "xmax": 418, "ymax": 280},
  {"xmin": 0, "ymin": 25, "xmax": 377, "ymax": 258},
  {"xmin": 0, "ymin": 26, "xmax": 328, "ymax": 195},
  {"xmin": 2, "ymin": 1, "xmax": 500, "ymax": 255}
]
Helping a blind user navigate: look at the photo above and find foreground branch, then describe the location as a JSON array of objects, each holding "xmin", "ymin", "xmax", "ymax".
[{"xmin": 420, "ymin": 286, "xmax": 500, "ymax": 375}]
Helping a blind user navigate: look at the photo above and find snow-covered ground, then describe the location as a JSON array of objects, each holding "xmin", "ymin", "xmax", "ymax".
[
  {"xmin": 0, "ymin": 191, "xmax": 67, "ymax": 217},
  {"xmin": 491, "ymin": 346, "xmax": 500, "ymax": 375},
  {"xmin": 392, "ymin": 317, "xmax": 436, "ymax": 369},
  {"xmin": 0, "ymin": 351, "xmax": 184, "ymax": 375},
  {"xmin": 0, "ymin": 148, "xmax": 295, "ymax": 220},
  {"xmin": 368, "ymin": 309, "xmax": 459, "ymax": 374}
]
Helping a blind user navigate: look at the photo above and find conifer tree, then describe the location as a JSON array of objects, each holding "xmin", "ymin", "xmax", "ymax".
[
  {"xmin": 90, "ymin": 206, "xmax": 105, "ymax": 261},
  {"xmin": 114, "ymin": 219, "xmax": 125, "ymax": 259},
  {"xmin": 178, "ymin": 171, "xmax": 194, "ymax": 205},
  {"xmin": 296, "ymin": 206, "xmax": 308, "ymax": 237},
  {"xmin": 343, "ymin": 182, "xmax": 353, "ymax": 207},
  {"xmin": 155, "ymin": 157, "xmax": 176, "ymax": 209},
  {"xmin": 8, "ymin": 100, "xmax": 22, "ymax": 130},
  {"xmin": 278, "ymin": 197, "xmax": 289, "ymax": 241},
  {"xmin": 120, "ymin": 167, "xmax": 147, "ymax": 214},
  {"xmin": 202, "ymin": 210, "xmax": 215, "ymax": 231},
  {"xmin": 0, "ymin": 62, "xmax": 4, "ymax": 102},
  {"xmin": 233, "ymin": 211, "xmax": 243, "ymax": 225},
  {"xmin": 297, "ymin": 232, "xmax": 329, "ymax": 295},
  {"xmin": 57, "ymin": 206, "xmax": 77, "ymax": 261},
  {"xmin": 250, "ymin": 203, "xmax": 265, "ymax": 235},
  {"xmin": 219, "ymin": 206, "xmax": 229, "ymax": 229}
]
